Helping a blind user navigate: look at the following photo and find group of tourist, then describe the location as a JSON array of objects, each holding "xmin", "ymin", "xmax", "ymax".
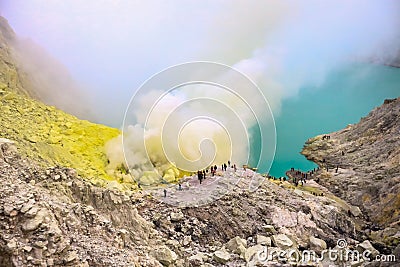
[
  {"xmin": 322, "ymin": 135, "xmax": 331, "ymax": 140},
  {"xmin": 287, "ymin": 167, "xmax": 320, "ymax": 186},
  {"xmin": 197, "ymin": 170, "xmax": 206, "ymax": 184},
  {"xmin": 163, "ymin": 158, "xmax": 338, "ymax": 198},
  {"xmin": 197, "ymin": 161, "xmax": 238, "ymax": 182}
]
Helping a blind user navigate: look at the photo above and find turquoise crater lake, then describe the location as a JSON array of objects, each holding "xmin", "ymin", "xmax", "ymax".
[{"xmin": 253, "ymin": 63, "xmax": 400, "ymax": 177}]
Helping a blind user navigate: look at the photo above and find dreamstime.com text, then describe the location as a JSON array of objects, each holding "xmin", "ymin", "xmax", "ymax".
[{"xmin": 257, "ymin": 239, "xmax": 396, "ymax": 264}]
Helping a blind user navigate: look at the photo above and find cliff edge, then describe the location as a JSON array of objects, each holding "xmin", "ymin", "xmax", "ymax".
[{"xmin": 302, "ymin": 97, "xmax": 400, "ymax": 247}]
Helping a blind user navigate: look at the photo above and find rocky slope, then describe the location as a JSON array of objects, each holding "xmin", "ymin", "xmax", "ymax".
[
  {"xmin": 1, "ymin": 137, "xmax": 384, "ymax": 267},
  {"xmin": 0, "ymin": 17, "xmax": 31, "ymax": 98},
  {"xmin": 0, "ymin": 84, "xmax": 121, "ymax": 184},
  {"xmin": 302, "ymin": 97, "xmax": 400, "ymax": 251},
  {"xmin": 0, "ymin": 139, "xmax": 164, "ymax": 266},
  {"xmin": 0, "ymin": 17, "xmax": 122, "ymax": 185}
]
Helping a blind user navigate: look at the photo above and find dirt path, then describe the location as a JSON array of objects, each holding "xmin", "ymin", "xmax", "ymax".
[{"xmin": 145, "ymin": 167, "xmax": 258, "ymax": 207}]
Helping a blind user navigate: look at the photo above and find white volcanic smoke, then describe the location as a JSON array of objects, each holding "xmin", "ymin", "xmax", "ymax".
[
  {"xmin": 13, "ymin": 38, "xmax": 95, "ymax": 120},
  {"xmin": 103, "ymin": 0, "xmax": 400, "ymax": 185},
  {"xmin": 105, "ymin": 63, "xmax": 276, "ymax": 186},
  {"xmin": 0, "ymin": 16, "xmax": 94, "ymax": 120},
  {"xmin": 204, "ymin": 0, "xmax": 400, "ymax": 114}
]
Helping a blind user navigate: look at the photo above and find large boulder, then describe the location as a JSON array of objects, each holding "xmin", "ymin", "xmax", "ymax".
[
  {"xmin": 182, "ymin": 235, "xmax": 191, "ymax": 246},
  {"xmin": 170, "ymin": 211, "xmax": 184, "ymax": 222},
  {"xmin": 356, "ymin": 240, "xmax": 380, "ymax": 258},
  {"xmin": 262, "ymin": 225, "xmax": 277, "ymax": 235},
  {"xmin": 349, "ymin": 206, "xmax": 362, "ymax": 217},
  {"xmin": 271, "ymin": 234, "xmax": 294, "ymax": 249},
  {"xmin": 213, "ymin": 249, "xmax": 231, "ymax": 264},
  {"xmin": 151, "ymin": 246, "xmax": 177, "ymax": 266},
  {"xmin": 21, "ymin": 208, "xmax": 49, "ymax": 232},
  {"xmin": 244, "ymin": 244, "xmax": 264, "ymax": 263},
  {"xmin": 309, "ymin": 236, "xmax": 327, "ymax": 253},
  {"xmin": 257, "ymin": 235, "xmax": 272, "ymax": 246},
  {"xmin": 225, "ymin": 236, "xmax": 247, "ymax": 257}
]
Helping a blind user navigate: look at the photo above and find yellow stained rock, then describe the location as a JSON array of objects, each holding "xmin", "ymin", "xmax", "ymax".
[
  {"xmin": 0, "ymin": 81, "xmax": 7, "ymax": 89},
  {"xmin": 0, "ymin": 90, "xmax": 120, "ymax": 183}
]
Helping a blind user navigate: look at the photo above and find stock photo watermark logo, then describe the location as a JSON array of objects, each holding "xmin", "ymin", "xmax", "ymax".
[
  {"xmin": 122, "ymin": 62, "xmax": 276, "ymax": 207},
  {"xmin": 257, "ymin": 239, "xmax": 397, "ymax": 264}
]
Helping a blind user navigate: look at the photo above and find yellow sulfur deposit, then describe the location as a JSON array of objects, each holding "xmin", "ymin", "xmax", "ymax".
[{"xmin": 0, "ymin": 86, "xmax": 120, "ymax": 183}]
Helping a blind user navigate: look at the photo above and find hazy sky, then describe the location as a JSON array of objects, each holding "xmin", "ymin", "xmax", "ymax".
[{"xmin": 1, "ymin": 0, "xmax": 399, "ymax": 126}]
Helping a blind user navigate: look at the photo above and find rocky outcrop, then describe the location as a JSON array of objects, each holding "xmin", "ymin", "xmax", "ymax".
[
  {"xmin": 213, "ymin": 249, "xmax": 231, "ymax": 264},
  {"xmin": 271, "ymin": 234, "xmax": 295, "ymax": 249},
  {"xmin": 150, "ymin": 246, "xmax": 177, "ymax": 266},
  {"xmin": 302, "ymin": 97, "xmax": 400, "ymax": 249},
  {"xmin": 0, "ymin": 140, "xmax": 164, "ymax": 266},
  {"xmin": 0, "ymin": 17, "xmax": 31, "ymax": 98},
  {"xmin": 225, "ymin": 236, "xmax": 247, "ymax": 257}
]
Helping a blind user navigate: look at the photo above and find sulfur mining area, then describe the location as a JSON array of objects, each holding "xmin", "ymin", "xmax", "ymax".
[{"xmin": 0, "ymin": 16, "xmax": 399, "ymax": 267}]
